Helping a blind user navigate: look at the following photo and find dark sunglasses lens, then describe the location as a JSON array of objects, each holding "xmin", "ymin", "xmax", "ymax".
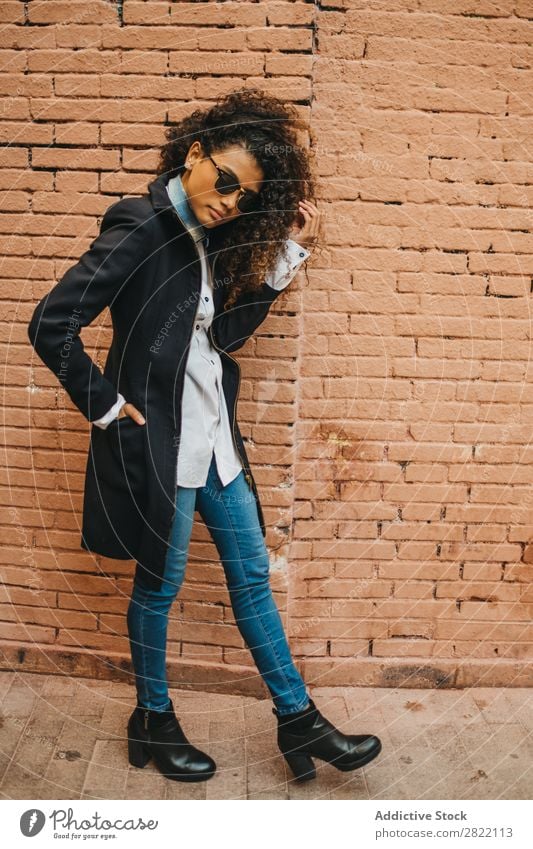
[
  {"xmin": 237, "ymin": 194, "xmax": 258, "ymax": 213},
  {"xmin": 215, "ymin": 174, "xmax": 238, "ymax": 195},
  {"xmin": 215, "ymin": 174, "xmax": 258, "ymax": 212}
]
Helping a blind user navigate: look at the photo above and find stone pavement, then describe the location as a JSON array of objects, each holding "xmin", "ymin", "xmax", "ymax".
[{"xmin": 0, "ymin": 671, "xmax": 531, "ymax": 800}]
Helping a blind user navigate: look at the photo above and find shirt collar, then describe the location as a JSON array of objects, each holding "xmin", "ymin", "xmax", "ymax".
[{"xmin": 166, "ymin": 172, "xmax": 207, "ymax": 245}]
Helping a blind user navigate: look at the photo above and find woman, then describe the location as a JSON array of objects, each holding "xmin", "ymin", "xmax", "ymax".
[{"xmin": 28, "ymin": 88, "xmax": 382, "ymax": 784}]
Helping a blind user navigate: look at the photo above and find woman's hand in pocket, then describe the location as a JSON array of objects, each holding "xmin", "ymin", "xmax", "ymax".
[{"xmin": 117, "ymin": 402, "xmax": 146, "ymax": 425}]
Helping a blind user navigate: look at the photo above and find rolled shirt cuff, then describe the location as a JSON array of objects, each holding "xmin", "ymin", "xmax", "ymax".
[
  {"xmin": 92, "ymin": 392, "xmax": 127, "ymax": 429},
  {"xmin": 263, "ymin": 239, "xmax": 311, "ymax": 292}
]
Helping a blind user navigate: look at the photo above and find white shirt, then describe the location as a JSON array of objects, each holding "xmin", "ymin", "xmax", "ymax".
[{"xmin": 93, "ymin": 175, "xmax": 310, "ymax": 489}]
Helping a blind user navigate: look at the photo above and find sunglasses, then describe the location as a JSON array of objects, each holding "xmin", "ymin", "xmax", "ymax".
[{"xmin": 206, "ymin": 153, "xmax": 261, "ymax": 214}]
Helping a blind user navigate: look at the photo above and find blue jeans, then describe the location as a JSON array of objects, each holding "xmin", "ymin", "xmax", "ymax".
[{"xmin": 126, "ymin": 451, "xmax": 311, "ymax": 716}]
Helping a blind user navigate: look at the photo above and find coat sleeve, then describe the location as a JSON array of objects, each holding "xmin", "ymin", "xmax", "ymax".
[
  {"xmin": 210, "ymin": 239, "xmax": 309, "ymax": 355},
  {"xmin": 27, "ymin": 197, "xmax": 154, "ymax": 422}
]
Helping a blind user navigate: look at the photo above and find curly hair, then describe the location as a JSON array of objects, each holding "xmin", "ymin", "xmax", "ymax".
[{"xmin": 155, "ymin": 87, "xmax": 320, "ymax": 311}]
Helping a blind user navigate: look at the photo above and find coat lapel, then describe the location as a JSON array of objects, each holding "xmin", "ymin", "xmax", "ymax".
[{"xmin": 147, "ymin": 170, "xmax": 228, "ymax": 318}]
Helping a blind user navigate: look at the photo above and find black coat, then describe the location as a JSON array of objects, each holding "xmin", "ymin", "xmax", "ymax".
[{"xmin": 27, "ymin": 168, "xmax": 290, "ymax": 590}]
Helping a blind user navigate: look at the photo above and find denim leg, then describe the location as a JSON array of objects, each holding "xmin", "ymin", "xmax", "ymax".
[
  {"xmin": 126, "ymin": 484, "xmax": 197, "ymax": 710},
  {"xmin": 195, "ymin": 453, "xmax": 311, "ymax": 716}
]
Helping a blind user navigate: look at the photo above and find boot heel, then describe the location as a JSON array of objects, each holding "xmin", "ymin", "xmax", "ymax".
[
  {"xmin": 128, "ymin": 737, "xmax": 151, "ymax": 769},
  {"xmin": 282, "ymin": 751, "xmax": 316, "ymax": 782}
]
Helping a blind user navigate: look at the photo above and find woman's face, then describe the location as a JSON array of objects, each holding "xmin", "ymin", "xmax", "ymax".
[{"xmin": 180, "ymin": 142, "xmax": 264, "ymax": 229}]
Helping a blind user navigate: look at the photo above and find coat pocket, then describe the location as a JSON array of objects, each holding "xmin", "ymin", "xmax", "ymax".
[{"xmin": 99, "ymin": 416, "xmax": 147, "ymax": 494}]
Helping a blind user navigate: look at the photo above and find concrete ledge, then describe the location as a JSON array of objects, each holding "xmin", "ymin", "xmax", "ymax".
[
  {"xmin": 0, "ymin": 641, "xmax": 268, "ymax": 699},
  {"xmin": 1, "ymin": 641, "xmax": 531, "ymax": 693},
  {"xmin": 301, "ymin": 657, "xmax": 533, "ymax": 688}
]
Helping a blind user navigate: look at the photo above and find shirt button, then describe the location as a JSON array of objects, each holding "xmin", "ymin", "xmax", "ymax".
[
  {"xmin": 196, "ymin": 324, "xmax": 200, "ymax": 329},
  {"xmin": 299, "ymin": 252, "xmax": 304, "ymax": 257},
  {"xmin": 210, "ymin": 360, "xmax": 214, "ymax": 364},
  {"xmin": 205, "ymin": 296, "xmax": 209, "ymax": 301}
]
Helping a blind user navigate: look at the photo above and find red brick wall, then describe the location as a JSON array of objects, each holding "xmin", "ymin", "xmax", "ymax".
[{"xmin": 2, "ymin": 1, "xmax": 532, "ymax": 692}]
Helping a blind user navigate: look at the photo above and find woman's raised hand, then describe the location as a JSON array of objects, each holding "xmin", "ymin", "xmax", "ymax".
[{"xmin": 289, "ymin": 199, "xmax": 321, "ymax": 249}]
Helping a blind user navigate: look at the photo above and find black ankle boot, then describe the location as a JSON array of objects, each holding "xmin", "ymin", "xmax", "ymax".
[
  {"xmin": 127, "ymin": 698, "xmax": 216, "ymax": 782},
  {"xmin": 273, "ymin": 698, "xmax": 382, "ymax": 782}
]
